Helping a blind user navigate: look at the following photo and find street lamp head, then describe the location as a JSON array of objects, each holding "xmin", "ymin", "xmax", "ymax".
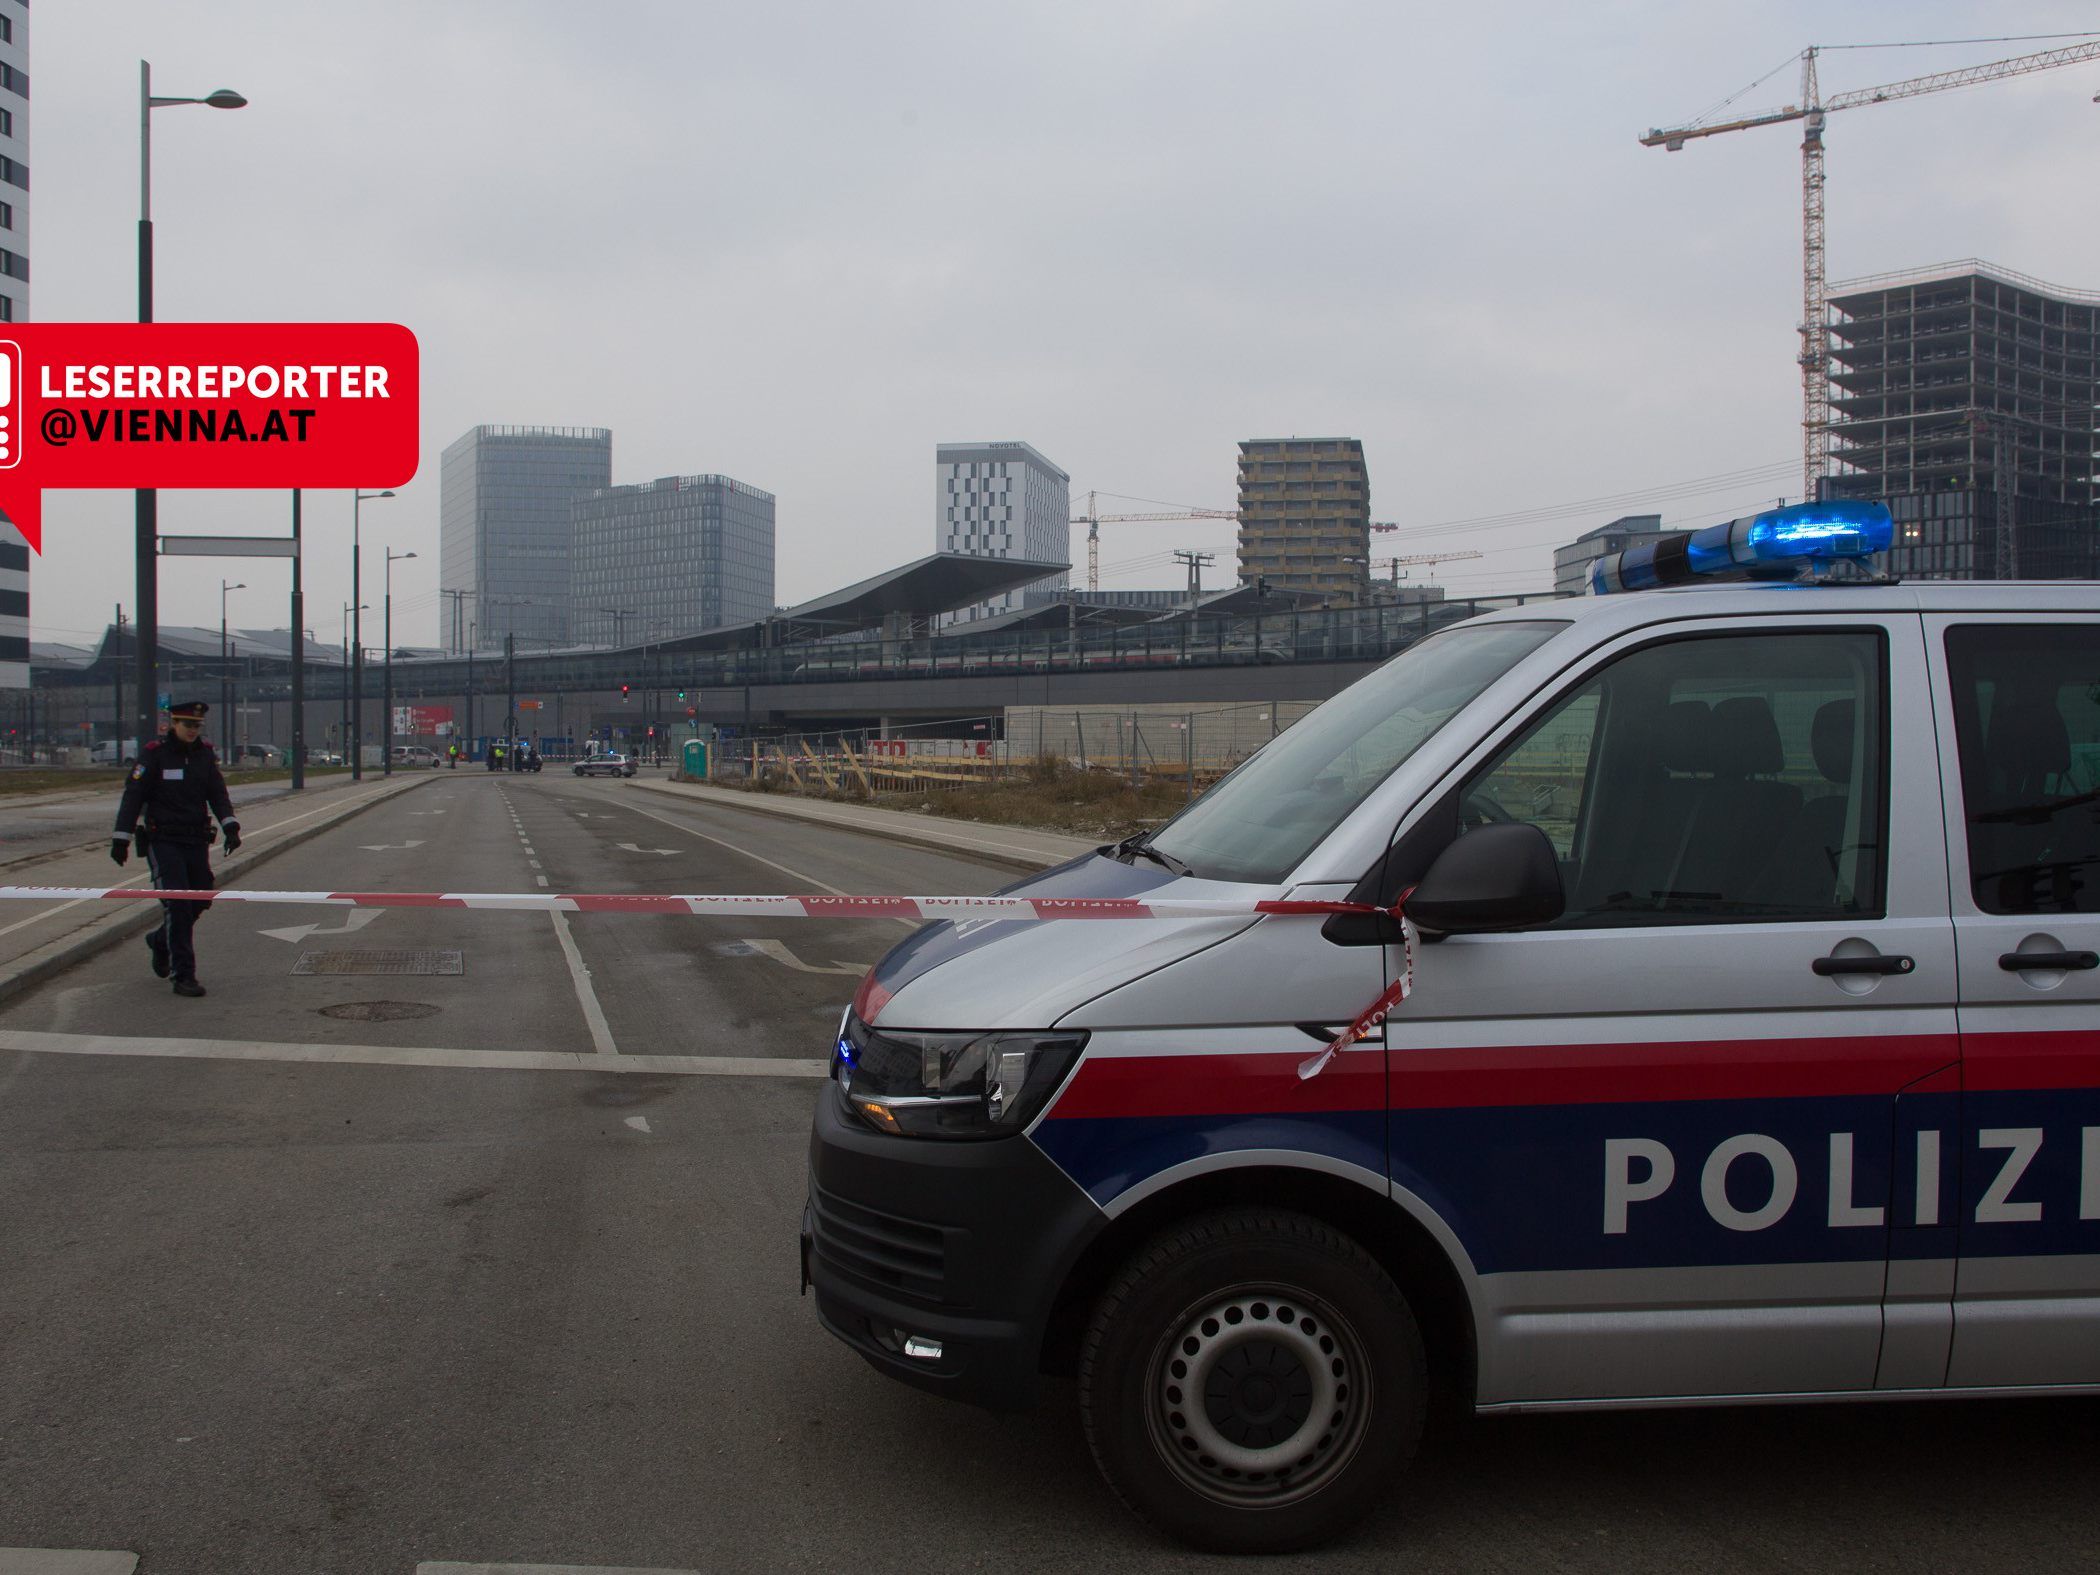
[{"xmin": 203, "ymin": 89, "xmax": 247, "ymax": 110}]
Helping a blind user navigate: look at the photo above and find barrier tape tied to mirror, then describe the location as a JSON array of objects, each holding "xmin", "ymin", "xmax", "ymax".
[{"xmin": 0, "ymin": 885, "xmax": 1414, "ymax": 1079}]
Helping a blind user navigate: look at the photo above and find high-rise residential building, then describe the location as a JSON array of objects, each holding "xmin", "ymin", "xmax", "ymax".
[
  {"xmin": 1236, "ymin": 438, "xmax": 1371, "ymax": 602},
  {"xmin": 0, "ymin": 2, "xmax": 28, "ymax": 691},
  {"xmin": 936, "ymin": 441, "xmax": 1070, "ymax": 621},
  {"xmin": 1553, "ymin": 515, "xmax": 1684, "ymax": 596},
  {"xmin": 571, "ymin": 474, "xmax": 776, "ymax": 647},
  {"xmin": 0, "ymin": 524, "xmax": 25, "ymax": 690},
  {"xmin": 439, "ymin": 425, "xmax": 612, "ymax": 651},
  {"xmin": 1827, "ymin": 261, "xmax": 2100, "ymax": 580},
  {"xmin": 0, "ymin": 0, "xmax": 26, "ymax": 329}
]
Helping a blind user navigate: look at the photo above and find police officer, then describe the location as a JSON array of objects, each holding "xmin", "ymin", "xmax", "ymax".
[{"xmin": 110, "ymin": 700, "xmax": 241, "ymax": 998}]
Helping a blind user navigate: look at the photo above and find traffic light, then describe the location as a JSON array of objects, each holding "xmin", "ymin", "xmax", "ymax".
[
  {"xmin": 620, "ymin": 683, "xmax": 630, "ymax": 698},
  {"xmin": 677, "ymin": 691, "xmax": 686, "ymax": 702}
]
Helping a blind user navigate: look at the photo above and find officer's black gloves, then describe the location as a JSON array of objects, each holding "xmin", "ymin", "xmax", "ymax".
[
  {"xmin": 220, "ymin": 822, "xmax": 242, "ymax": 855},
  {"xmin": 109, "ymin": 837, "xmax": 130, "ymax": 868}
]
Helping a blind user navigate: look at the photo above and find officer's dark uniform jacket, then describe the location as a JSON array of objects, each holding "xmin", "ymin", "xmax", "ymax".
[{"xmin": 115, "ymin": 735, "xmax": 235, "ymax": 845}]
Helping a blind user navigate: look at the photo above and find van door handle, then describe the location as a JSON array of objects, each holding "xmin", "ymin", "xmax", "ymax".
[
  {"xmin": 1998, "ymin": 949, "xmax": 2099, "ymax": 972},
  {"xmin": 1813, "ymin": 953, "xmax": 1915, "ymax": 977}
]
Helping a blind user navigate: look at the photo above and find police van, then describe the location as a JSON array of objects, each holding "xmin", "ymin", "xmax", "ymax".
[{"xmin": 802, "ymin": 501, "xmax": 2100, "ymax": 1552}]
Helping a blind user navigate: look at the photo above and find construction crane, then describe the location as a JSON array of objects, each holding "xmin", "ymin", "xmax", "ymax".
[
  {"xmin": 1643, "ymin": 37, "xmax": 2100, "ymax": 499},
  {"xmin": 1072, "ymin": 490, "xmax": 1237, "ymax": 591},
  {"xmin": 1372, "ymin": 550, "xmax": 1483, "ymax": 584}
]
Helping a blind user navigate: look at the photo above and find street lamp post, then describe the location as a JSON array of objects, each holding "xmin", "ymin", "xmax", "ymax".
[
  {"xmin": 340, "ymin": 600, "xmax": 365, "ymax": 765},
  {"xmin": 383, "ymin": 548, "xmax": 416, "ymax": 775},
  {"xmin": 135, "ymin": 62, "xmax": 247, "ymax": 760},
  {"xmin": 219, "ymin": 579, "xmax": 244, "ymax": 760},
  {"xmin": 350, "ymin": 488, "xmax": 394, "ymax": 778}
]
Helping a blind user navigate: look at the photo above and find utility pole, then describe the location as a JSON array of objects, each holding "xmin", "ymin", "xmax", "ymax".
[
  {"xmin": 290, "ymin": 490, "xmax": 305, "ymax": 788},
  {"xmin": 505, "ymin": 633, "xmax": 516, "ymax": 744},
  {"xmin": 1173, "ymin": 549, "xmax": 1216, "ymax": 605},
  {"xmin": 440, "ymin": 588, "xmax": 471, "ymax": 654},
  {"xmin": 112, "ymin": 605, "xmax": 125, "ymax": 755}
]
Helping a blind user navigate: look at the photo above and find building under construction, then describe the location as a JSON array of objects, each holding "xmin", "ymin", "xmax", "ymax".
[
  {"xmin": 1826, "ymin": 260, "xmax": 2100, "ymax": 580},
  {"xmin": 1235, "ymin": 438, "xmax": 1370, "ymax": 602}
]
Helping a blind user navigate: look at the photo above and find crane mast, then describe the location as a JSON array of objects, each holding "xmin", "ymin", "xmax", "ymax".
[{"xmin": 1644, "ymin": 38, "xmax": 2100, "ymax": 500}]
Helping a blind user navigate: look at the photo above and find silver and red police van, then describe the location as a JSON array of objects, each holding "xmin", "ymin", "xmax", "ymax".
[{"xmin": 803, "ymin": 501, "xmax": 2100, "ymax": 1551}]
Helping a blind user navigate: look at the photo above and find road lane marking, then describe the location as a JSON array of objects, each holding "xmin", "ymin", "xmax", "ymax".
[
  {"xmin": 358, "ymin": 840, "xmax": 427, "ymax": 851},
  {"xmin": 0, "ymin": 1028, "xmax": 824, "ymax": 1077},
  {"xmin": 258, "ymin": 909, "xmax": 383, "ymax": 944},
  {"xmin": 0, "ymin": 782, "xmax": 417, "ymax": 941},
  {"xmin": 419, "ymin": 1563, "xmax": 700, "ymax": 1574},
  {"xmin": 0, "ymin": 895, "xmax": 95, "ymax": 939},
  {"xmin": 613, "ymin": 796, "xmax": 915, "ymax": 926},
  {"xmin": 741, "ymin": 937, "xmax": 866, "ymax": 976},
  {"xmin": 614, "ymin": 842, "xmax": 678, "ymax": 856},
  {"xmin": 624, "ymin": 1115, "xmax": 652, "ymax": 1133},
  {"xmin": 537, "ymin": 875, "xmax": 550, "ymax": 887},
  {"xmin": 550, "ymin": 908, "xmax": 618, "ymax": 1055}
]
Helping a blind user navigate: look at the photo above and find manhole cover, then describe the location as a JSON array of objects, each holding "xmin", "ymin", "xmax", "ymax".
[
  {"xmin": 293, "ymin": 949, "xmax": 464, "ymax": 976},
  {"xmin": 318, "ymin": 1000, "xmax": 441, "ymax": 1022}
]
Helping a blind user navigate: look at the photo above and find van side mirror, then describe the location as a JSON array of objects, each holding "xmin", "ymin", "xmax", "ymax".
[{"xmin": 1405, "ymin": 822, "xmax": 1564, "ymax": 935}]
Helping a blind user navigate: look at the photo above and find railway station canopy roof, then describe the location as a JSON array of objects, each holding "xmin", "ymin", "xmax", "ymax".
[{"xmin": 650, "ymin": 552, "xmax": 1072, "ymax": 653}]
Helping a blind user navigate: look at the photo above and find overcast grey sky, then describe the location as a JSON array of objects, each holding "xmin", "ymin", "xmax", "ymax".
[{"xmin": 24, "ymin": 0, "xmax": 2100, "ymax": 648}]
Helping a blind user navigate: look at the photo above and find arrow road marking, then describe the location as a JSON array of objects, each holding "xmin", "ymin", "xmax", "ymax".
[
  {"xmin": 358, "ymin": 840, "xmax": 428, "ymax": 852},
  {"xmin": 614, "ymin": 842, "xmax": 679, "ymax": 856},
  {"xmin": 260, "ymin": 909, "xmax": 385, "ymax": 944},
  {"xmin": 740, "ymin": 937, "xmax": 866, "ymax": 976}
]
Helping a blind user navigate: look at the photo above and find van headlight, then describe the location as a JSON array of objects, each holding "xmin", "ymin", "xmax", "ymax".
[{"xmin": 834, "ymin": 1016, "xmax": 1086, "ymax": 1139}]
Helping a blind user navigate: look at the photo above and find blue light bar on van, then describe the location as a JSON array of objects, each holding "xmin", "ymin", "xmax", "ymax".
[{"xmin": 1589, "ymin": 501, "xmax": 1894, "ymax": 594}]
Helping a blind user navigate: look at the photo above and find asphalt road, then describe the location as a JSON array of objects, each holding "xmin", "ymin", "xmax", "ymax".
[
  {"xmin": 0, "ymin": 771, "xmax": 2093, "ymax": 1573},
  {"xmin": 0, "ymin": 771, "xmax": 369, "ymax": 872}
]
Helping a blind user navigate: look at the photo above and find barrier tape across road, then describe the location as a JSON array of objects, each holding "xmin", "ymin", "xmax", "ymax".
[{"xmin": 0, "ymin": 885, "xmax": 1415, "ymax": 1079}]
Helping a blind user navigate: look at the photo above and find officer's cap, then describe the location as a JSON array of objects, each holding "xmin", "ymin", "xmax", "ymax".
[{"xmin": 168, "ymin": 700, "xmax": 210, "ymax": 720}]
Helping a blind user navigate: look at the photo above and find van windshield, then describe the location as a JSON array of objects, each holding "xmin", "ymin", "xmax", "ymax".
[{"xmin": 1144, "ymin": 620, "xmax": 1565, "ymax": 884}]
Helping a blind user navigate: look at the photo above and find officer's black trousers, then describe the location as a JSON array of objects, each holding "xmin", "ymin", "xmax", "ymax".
[{"xmin": 145, "ymin": 840, "xmax": 215, "ymax": 982}]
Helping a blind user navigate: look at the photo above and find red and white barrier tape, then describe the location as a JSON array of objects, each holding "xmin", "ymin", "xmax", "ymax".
[{"xmin": 0, "ymin": 885, "xmax": 1413, "ymax": 1079}]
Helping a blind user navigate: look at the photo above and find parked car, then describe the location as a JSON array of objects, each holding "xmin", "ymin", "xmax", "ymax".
[
  {"xmin": 573, "ymin": 752, "xmax": 635, "ymax": 778},
  {"xmin": 392, "ymin": 745, "xmax": 443, "ymax": 768}
]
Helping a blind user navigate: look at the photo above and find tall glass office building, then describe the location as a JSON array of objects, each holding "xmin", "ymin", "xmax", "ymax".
[
  {"xmin": 438, "ymin": 426, "xmax": 612, "ymax": 651},
  {"xmin": 570, "ymin": 475, "xmax": 776, "ymax": 647}
]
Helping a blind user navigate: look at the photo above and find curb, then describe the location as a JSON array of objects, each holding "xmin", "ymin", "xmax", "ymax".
[
  {"xmin": 0, "ymin": 775, "xmax": 436, "ymax": 1008},
  {"xmin": 623, "ymin": 776, "xmax": 1093, "ymax": 873}
]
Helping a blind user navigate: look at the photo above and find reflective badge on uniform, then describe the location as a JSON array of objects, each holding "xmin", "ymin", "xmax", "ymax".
[
  {"xmin": 130, "ymin": 764, "xmax": 144, "ymax": 781},
  {"xmin": 163, "ymin": 768, "xmax": 184, "ymax": 781}
]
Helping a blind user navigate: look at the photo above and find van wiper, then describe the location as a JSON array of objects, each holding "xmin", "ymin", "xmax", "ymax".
[{"xmin": 1106, "ymin": 831, "xmax": 1192, "ymax": 877}]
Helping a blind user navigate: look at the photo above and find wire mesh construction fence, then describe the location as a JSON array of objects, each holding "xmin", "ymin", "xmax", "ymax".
[{"xmin": 711, "ymin": 701, "xmax": 1321, "ymax": 802}]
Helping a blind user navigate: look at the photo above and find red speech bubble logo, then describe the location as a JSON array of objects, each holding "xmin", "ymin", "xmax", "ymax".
[{"xmin": 0, "ymin": 323, "xmax": 419, "ymax": 550}]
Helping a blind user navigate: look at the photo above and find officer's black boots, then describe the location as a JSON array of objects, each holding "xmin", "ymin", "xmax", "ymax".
[
  {"xmin": 172, "ymin": 978, "xmax": 206, "ymax": 998},
  {"xmin": 144, "ymin": 931, "xmax": 170, "ymax": 979}
]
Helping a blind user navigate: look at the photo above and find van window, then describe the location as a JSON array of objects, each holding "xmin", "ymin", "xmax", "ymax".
[
  {"xmin": 1944, "ymin": 624, "xmax": 2100, "ymax": 914},
  {"xmin": 1461, "ymin": 630, "xmax": 1887, "ymax": 924},
  {"xmin": 1147, "ymin": 620, "xmax": 1564, "ymax": 884}
]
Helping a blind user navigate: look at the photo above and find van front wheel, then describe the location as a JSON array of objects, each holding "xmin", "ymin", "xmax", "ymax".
[{"xmin": 1079, "ymin": 1207, "xmax": 1425, "ymax": 1553}]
